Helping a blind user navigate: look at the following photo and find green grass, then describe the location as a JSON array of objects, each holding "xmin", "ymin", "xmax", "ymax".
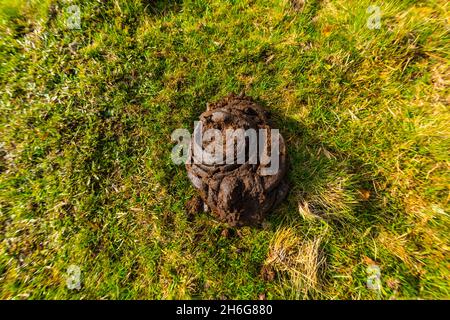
[{"xmin": 0, "ymin": 0, "xmax": 449, "ymax": 299}]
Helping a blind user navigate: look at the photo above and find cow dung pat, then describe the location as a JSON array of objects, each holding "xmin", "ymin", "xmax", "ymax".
[{"xmin": 186, "ymin": 93, "xmax": 289, "ymax": 227}]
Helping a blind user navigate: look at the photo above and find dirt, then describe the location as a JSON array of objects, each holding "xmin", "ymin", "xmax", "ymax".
[
  {"xmin": 185, "ymin": 93, "xmax": 289, "ymax": 227},
  {"xmin": 185, "ymin": 196, "xmax": 203, "ymax": 221},
  {"xmin": 260, "ymin": 264, "xmax": 276, "ymax": 282},
  {"xmin": 289, "ymin": 0, "xmax": 306, "ymax": 12}
]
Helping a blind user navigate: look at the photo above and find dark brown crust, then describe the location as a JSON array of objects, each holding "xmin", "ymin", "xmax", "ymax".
[{"xmin": 186, "ymin": 94, "xmax": 288, "ymax": 226}]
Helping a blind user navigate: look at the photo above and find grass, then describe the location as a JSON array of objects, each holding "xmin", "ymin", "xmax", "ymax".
[{"xmin": 0, "ymin": 0, "xmax": 448, "ymax": 299}]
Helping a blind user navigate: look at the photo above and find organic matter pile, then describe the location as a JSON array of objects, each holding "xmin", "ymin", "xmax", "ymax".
[{"xmin": 186, "ymin": 94, "xmax": 288, "ymax": 226}]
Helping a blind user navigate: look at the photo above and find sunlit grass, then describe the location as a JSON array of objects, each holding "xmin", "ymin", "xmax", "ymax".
[{"xmin": 0, "ymin": 0, "xmax": 448, "ymax": 299}]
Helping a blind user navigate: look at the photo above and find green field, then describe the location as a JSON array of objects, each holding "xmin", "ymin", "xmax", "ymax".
[{"xmin": 0, "ymin": 0, "xmax": 449, "ymax": 299}]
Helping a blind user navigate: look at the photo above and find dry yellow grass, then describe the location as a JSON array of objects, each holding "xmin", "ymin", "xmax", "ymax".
[{"xmin": 264, "ymin": 227, "xmax": 326, "ymax": 299}]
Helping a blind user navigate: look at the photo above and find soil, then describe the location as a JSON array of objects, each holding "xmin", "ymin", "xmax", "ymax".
[
  {"xmin": 185, "ymin": 93, "xmax": 289, "ymax": 227},
  {"xmin": 185, "ymin": 196, "xmax": 203, "ymax": 221}
]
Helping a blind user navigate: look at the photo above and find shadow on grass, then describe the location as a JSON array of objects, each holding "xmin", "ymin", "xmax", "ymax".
[
  {"xmin": 142, "ymin": 0, "xmax": 183, "ymax": 16},
  {"xmin": 270, "ymin": 112, "xmax": 392, "ymax": 230}
]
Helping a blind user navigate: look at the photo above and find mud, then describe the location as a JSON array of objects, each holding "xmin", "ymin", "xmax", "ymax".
[{"xmin": 186, "ymin": 93, "xmax": 289, "ymax": 227}]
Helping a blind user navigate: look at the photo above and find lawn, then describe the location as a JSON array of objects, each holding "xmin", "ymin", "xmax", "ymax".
[{"xmin": 0, "ymin": 0, "xmax": 448, "ymax": 299}]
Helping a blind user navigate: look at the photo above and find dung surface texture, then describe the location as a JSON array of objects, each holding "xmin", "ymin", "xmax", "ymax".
[{"xmin": 186, "ymin": 94, "xmax": 289, "ymax": 227}]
